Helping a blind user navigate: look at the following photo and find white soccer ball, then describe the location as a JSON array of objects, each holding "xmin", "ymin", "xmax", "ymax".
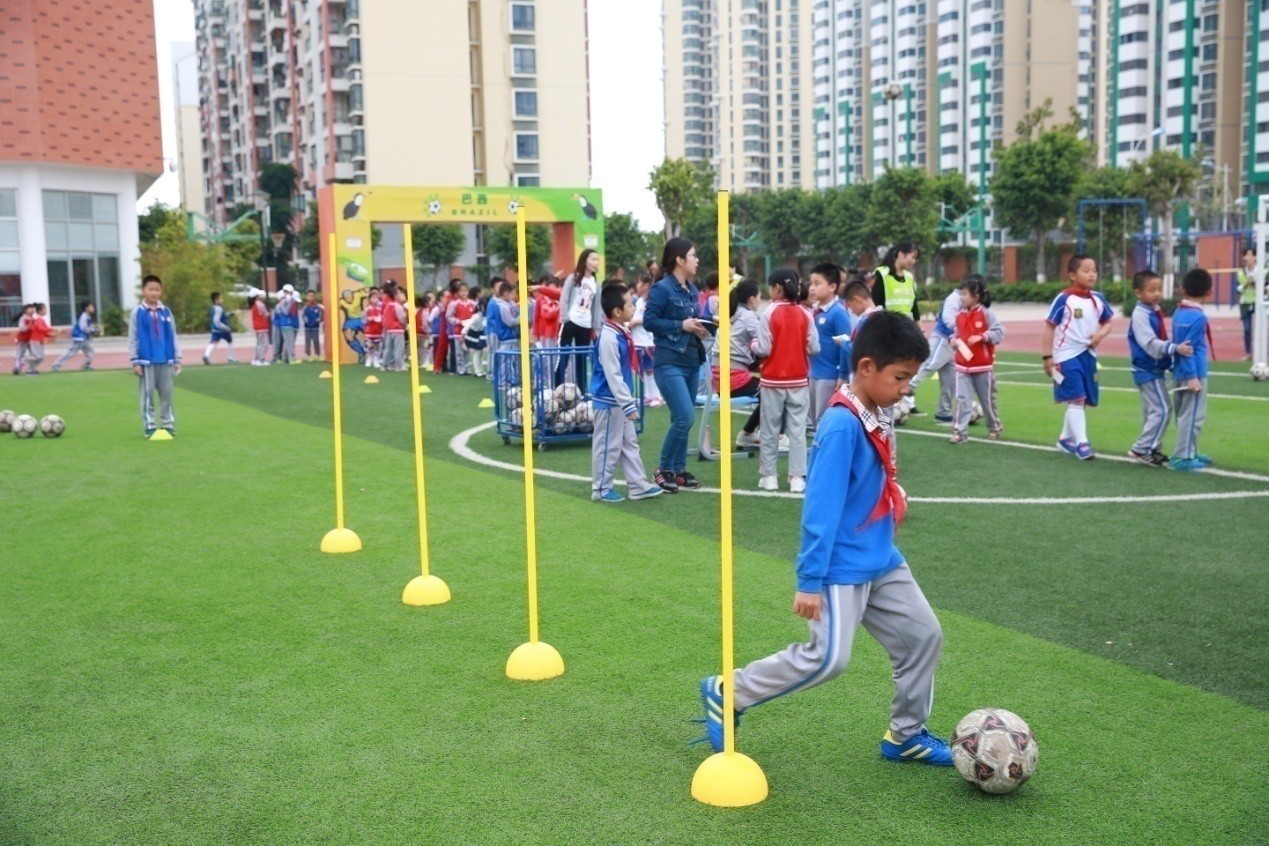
[
  {"xmin": 951, "ymin": 708, "xmax": 1039, "ymax": 795},
  {"xmin": 11, "ymin": 414, "xmax": 37, "ymax": 438},
  {"xmin": 536, "ymin": 389, "xmax": 560, "ymax": 419},
  {"xmin": 884, "ymin": 82, "xmax": 904, "ymax": 100},
  {"xmin": 1251, "ymin": 363, "xmax": 1269, "ymax": 382},
  {"xmin": 0, "ymin": 409, "xmax": 15, "ymax": 433},
  {"xmin": 39, "ymin": 414, "xmax": 65, "ymax": 437},
  {"xmin": 427, "ymin": 199, "xmax": 442, "ymax": 215},
  {"xmin": 969, "ymin": 401, "xmax": 984, "ymax": 425},
  {"xmin": 509, "ymin": 407, "xmax": 537, "ymax": 430},
  {"xmin": 504, "ymin": 385, "xmax": 523, "ymax": 411},
  {"xmin": 553, "ymin": 409, "xmax": 575, "ymax": 434},
  {"xmin": 553, "ymin": 382, "xmax": 582, "ymax": 409},
  {"xmin": 891, "ymin": 403, "xmax": 910, "ymax": 427}
]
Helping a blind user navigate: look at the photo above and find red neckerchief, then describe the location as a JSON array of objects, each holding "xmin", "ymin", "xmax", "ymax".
[
  {"xmin": 1176, "ymin": 300, "xmax": 1216, "ymax": 361},
  {"xmin": 604, "ymin": 318, "xmax": 639, "ymax": 373},
  {"xmin": 827, "ymin": 386, "xmax": 906, "ymax": 527},
  {"xmin": 1150, "ymin": 304, "xmax": 1168, "ymax": 342},
  {"xmin": 1061, "ymin": 285, "xmax": 1092, "ymax": 298}
]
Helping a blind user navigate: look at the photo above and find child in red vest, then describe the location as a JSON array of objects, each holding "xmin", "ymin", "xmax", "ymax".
[
  {"xmin": 447, "ymin": 283, "xmax": 476, "ymax": 374},
  {"xmin": 754, "ymin": 269, "xmax": 820, "ymax": 493},
  {"xmin": 24, "ymin": 303, "xmax": 55, "ymax": 375},
  {"xmin": 363, "ymin": 288, "xmax": 383, "ymax": 368},
  {"xmin": 250, "ymin": 294, "xmax": 271, "ymax": 365},
  {"xmin": 950, "ymin": 276, "xmax": 1005, "ymax": 443},
  {"xmin": 11, "ymin": 303, "xmax": 34, "ymax": 375}
]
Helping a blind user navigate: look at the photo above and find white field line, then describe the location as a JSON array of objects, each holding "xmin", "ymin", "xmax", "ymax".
[
  {"xmin": 993, "ymin": 358, "xmax": 1266, "ymax": 391},
  {"xmin": 449, "ymin": 421, "xmax": 1269, "ymax": 505},
  {"xmin": 987, "ymin": 378, "xmax": 1269, "ymax": 404}
]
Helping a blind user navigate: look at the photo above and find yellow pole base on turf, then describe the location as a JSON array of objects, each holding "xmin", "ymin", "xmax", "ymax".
[
  {"xmin": 402, "ymin": 574, "xmax": 451, "ymax": 606},
  {"xmin": 148, "ymin": 429, "xmax": 173, "ymax": 441},
  {"xmin": 505, "ymin": 640, "xmax": 564, "ymax": 681},
  {"xmin": 418, "ymin": 384, "xmax": 431, "ymax": 394},
  {"xmin": 477, "ymin": 397, "xmax": 494, "ymax": 408},
  {"xmin": 321, "ymin": 527, "xmax": 362, "ymax": 554},
  {"xmin": 364, "ymin": 374, "xmax": 379, "ymax": 384},
  {"xmin": 691, "ymin": 751, "xmax": 769, "ymax": 807},
  {"xmin": 319, "ymin": 370, "xmax": 332, "ymax": 379}
]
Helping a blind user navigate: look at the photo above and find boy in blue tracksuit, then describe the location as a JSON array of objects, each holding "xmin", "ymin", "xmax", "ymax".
[
  {"xmin": 487, "ymin": 281, "xmax": 521, "ymax": 386},
  {"xmin": 807, "ymin": 263, "xmax": 853, "ymax": 425},
  {"xmin": 52, "ymin": 301, "xmax": 98, "ymax": 371},
  {"xmin": 1126, "ymin": 270, "xmax": 1192, "ymax": 466},
  {"xmin": 128, "ymin": 275, "xmax": 181, "ymax": 437},
  {"xmin": 302, "ymin": 291, "xmax": 325, "ymax": 360},
  {"xmin": 588, "ymin": 283, "xmax": 663, "ymax": 503},
  {"xmin": 202, "ymin": 292, "xmax": 239, "ymax": 365},
  {"xmin": 1169, "ymin": 269, "xmax": 1214, "ymax": 471},
  {"xmin": 696, "ymin": 310, "xmax": 952, "ymax": 767}
]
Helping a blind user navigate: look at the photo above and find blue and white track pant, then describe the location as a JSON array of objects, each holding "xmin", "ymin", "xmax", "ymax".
[
  {"xmin": 731, "ymin": 564, "xmax": 942, "ymax": 741},
  {"xmin": 1173, "ymin": 380, "xmax": 1208, "ymax": 460},
  {"xmin": 1131, "ymin": 377, "xmax": 1172, "ymax": 455}
]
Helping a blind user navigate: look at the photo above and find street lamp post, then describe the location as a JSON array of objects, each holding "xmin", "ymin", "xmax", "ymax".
[{"xmin": 271, "ymin": 230, "xmax": 286, "ymax": 292}]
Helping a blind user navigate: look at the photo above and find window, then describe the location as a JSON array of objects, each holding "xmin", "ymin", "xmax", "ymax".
[
  {"xmin": 0, "ymin": 189, "xmax": 19, "ymax": 325},
  {"xmin": 510, "ymin": 3, "xmax": 535, "ymax": 33},
  {"xmin": 515, "ymin": 174, "xmax": 541, "ymax": 187},
  {"xmin": 513, "ymin": 90, "xmax": 538, "ymax": 118},
  {"xmin": 514, "ymin": 133, "xmax": 539, "ymax": 161},
  {"xmin": 511, "ymin": 46, "xmax": 536, "ymax": 76},
  {"xmin": 42, "ymin": 190, "xmax": 121, "ymax": 324}
]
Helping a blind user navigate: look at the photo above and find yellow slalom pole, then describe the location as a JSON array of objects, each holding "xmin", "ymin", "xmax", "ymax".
[
  {"xmin": 692, "ymin": 190, "xmax": 768, "ymax": 807},
  {"xmin": 321, "ymin": 232, "xmax": 362, "ymax": 554},
  {"xmin": 506, "ymin": 206, "xmax": 564, "ymax": 681},
  {"xmin": 400, "ymin": 224, "xmax": 450, "ymax": 606}
]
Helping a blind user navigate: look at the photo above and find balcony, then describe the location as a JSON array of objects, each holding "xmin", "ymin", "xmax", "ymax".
[
  {"xmin": 334, "ymin": 161, "xmax": 355, "ymax": 181},
  {"xmin": 247, "ymin": 0, "xmax": 263, "ymax": 21}
]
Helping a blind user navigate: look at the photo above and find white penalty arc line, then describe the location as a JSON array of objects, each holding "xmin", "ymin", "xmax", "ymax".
[{"xmin": 448, "ymin": 421, "xmax": 1269, "ymax": 505}]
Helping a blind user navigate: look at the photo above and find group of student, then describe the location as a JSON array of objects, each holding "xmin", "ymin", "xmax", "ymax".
[
  {"xmin": 9, "ymin": 301, "xmax": 79, "ymax": 375},
  {"xmin": 226, "ymin": 286, "xmax": 327, "ymax": 367}
]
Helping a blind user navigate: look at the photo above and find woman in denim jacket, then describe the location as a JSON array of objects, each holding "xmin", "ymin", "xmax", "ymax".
[{"xmin": 642, "ymin": 237, "xmax": 711, "ymax": 492}]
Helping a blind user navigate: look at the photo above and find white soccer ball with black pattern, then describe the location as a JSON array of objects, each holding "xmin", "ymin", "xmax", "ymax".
[
  {"xmin": 573, "ymin": 401, "xmax": 593, "ymax": 430},
  {"xmin": 891, "ymin": 403, "xmax": 910, "ymax": 427},
  {"xmin": 0, "ymin": 409, "xmax": 15, "ymax": 432},
  {"xmin": 951, "ymin": 708, "xmax": 1039, "ymax": 795},
  {"xmin": 969, "ymin": 401, "xmax": 984, "ymax": 425},
  {"xmin": 504, "ymin": 385, "xmax": 523, "ymax": 411},
  {"xmin": 1251, "ymin": 362, "xmax": 1269, "ymax": 382},
  {"xmin": 553, "ymin": 382, "xmax": 582, "ymax": 408},
  {"xmin": 552, "ymin": 408, "xmax": 575, "ymax": 434},
  {"xmin": 11, "ymin": 414, "xmax": 37, "ymax": 438},
  {"xmin": 509, "ymin": 407, "xmax": 536, "ymax": 430},
  {"xmin": 39, "ymin": 414, "xmax": 65, "ymax": 437},
  {"xmin": 535, "ymin": 389, "xmax": 560, "ymax": 420}
]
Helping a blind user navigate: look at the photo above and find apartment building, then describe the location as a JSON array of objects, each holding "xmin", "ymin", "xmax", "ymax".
[{"xmin": 193, "ymin": 0, "xmax": 592, "ymax": 227}]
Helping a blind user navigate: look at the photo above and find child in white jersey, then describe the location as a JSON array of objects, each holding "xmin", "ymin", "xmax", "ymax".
[{"xmin": 1042, "ymin": 256, "xmax": 1114, "ymax": 460}]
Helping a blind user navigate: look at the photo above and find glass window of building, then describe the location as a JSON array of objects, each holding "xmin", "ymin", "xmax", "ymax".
[{"xmin": 43, "ymin": 190, "xmax": 120, "ymax": 325}]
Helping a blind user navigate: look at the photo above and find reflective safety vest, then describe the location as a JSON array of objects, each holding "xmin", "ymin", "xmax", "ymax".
[
  {"xmin": 1238, "ymin": 270, "xmax": 1256, "ymax": 305},
  {"xmin": 876, "ymin": 266, "xmax": 916, "ymax": 315}
]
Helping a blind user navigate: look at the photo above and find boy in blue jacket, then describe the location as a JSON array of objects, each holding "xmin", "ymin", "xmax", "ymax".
[
  {"xmin": 696, "ymin": 310, "xmax": 952, "ymax": 766},
  {"xmin": 128, "ymin": 275, "xmax": 181, "ymax": 438},
  {"xmin": 588, "ymin": 283, "xmax": 663, "ymax": 503},
  {"xmin": 1169, "ymin": 269, "xmax": 1214, "ymax": 471},
  {"xmin": 1126, "ymin": 270, "xmax": 1192, "ymax": 466}
]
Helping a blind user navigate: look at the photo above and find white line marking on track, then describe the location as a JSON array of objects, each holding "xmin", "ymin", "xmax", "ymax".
[
  {"xmin": 449, "ymin": 421, "xmax": 1269, "ymax": 505},
  {"xmin": 988, "ymin": 379, "xmax": 1269, "ymax": 403}
]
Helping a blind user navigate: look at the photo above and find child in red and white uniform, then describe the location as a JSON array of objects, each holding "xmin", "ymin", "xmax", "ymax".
[
  {"xmin": 533, "ymin": 276, "xmax": 562, "ymax": 348},
  {"xmin": 380, "ymin": 286, "xmax": 407, "ymax": 371},
  {"xmin": 250, "ymin": 294, "xmax": 271, "ymax": 366},
  {"xmin": 11, "ymin": 303, "xmax": 34, "ymax": 375},
  {"xmin": 415, "ymin": 292, "xmax": 434, "ymax": 370},
  {"xmin": 1042, "ymin": 256, "xmax": 1114, "ymax": 460},
  {"xmin": 446, "ymin": 283, "xmax": 476, "ymax": 375},
  {"xmin": 950, "ymin": 276, "xmax": 1005, "ymax": 443},
  {"xmin": 754, "ymin": 269, "xmax": 820, "ymax": 493},
  {"xmin": 363, "ymin": 288, "xmax": 384, "ymax": 368},
  {"xmin": 24, "ymin": 303, "xmax": 55, "ymax": 374}
]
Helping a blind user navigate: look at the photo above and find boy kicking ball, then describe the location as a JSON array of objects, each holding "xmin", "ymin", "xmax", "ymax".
[{"xmin": 696, "ymin": 310, "xmax": 952, "ymax": 766}]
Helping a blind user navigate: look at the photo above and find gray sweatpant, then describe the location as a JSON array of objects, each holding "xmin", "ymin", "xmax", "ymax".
[
  {"xmin": 254, "ymin": 330, "xmax": 270, "ymax": 363},
  {"xmin": 382, "ymin": 332, "xmax": 405, "ymax": 371},
  {"xmin": 305, "ymin": 327, "xmax": 322, "ymax": 357},
  {"xmin": 809, "ymin": 378, "xmax": 837, "ymax": 425},
  {"xmin": 590, "ymin": 405, "xmax": 651, "ymax": 495},
  {"xmin": 24, "ymin": 341, "xmax": 44, "ymax": 373},
  {"xmin": 1131, "ymin": 378, "xmax": 1172, "ymax": 455},
  {"xmin": 910, "ymin": 334, "xmax": 955, "ymax": 418},
  {"xmin": 1173, "ymin": 380, "xmax": 1208, "ymax": 460},
  {"xmin": 280, "ymin": 327, "xmax": 298, "ymax": 363},
  {"xmin": 953, "ymin": 370, "xmax": 1000, "ymax": 434},
  {"xmin": 732, "ymin": 564, "xmax": 942, "ymax": 741},
  {"xmin": 759, "ymin": 385, "xmax": 809, "ymax": 478},
  {"xmin": 139, "ymin": 364, "xmax": 175, "ymax": 430},
  {"xmin": 54, "ymin": 339, "xmax": 94, "ymax": 369}
]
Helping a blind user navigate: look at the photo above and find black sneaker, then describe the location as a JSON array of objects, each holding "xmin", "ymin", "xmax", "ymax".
[
  {"xmin": 676, "ymin": 471, "xmax": 701, "ymax": 490},
  {"xmin": 909, "ymin": 406, "xmax": 925, "ymax": 416},
  {"xmin": 654, "ymin": 468, "xmax": 679, "ymax": 493},
  {"xmin": 1127, "ymin": 449, "xmax": 1155, "ymax": 466},
  {"xmin": 1149, "ymin": 450, "xmax": 1170, "ymax": 467}
]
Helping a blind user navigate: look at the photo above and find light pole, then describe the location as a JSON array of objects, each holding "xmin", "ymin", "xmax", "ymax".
[{"xmin": 271, "ymin": 230, "xmax": 287, "ymax": 292}]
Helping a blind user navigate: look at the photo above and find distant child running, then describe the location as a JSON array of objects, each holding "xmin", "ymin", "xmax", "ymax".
[
  {"xmin": 53, "ymin": 301, "xmax": 100, "ymax": 372},
  {"xmin": 24, "ymin": 303, "xmax": 54, "ymax": 375},
  {"xmin": 949, "ymin": 276, "xmax": 1004, "ymax": 443},
  {"xmin": 695, "ymin": 310, "xmax": 950, "ymax": 767},
  {"xmin": 754, "ymin": 269, "xmax": 820, "ymax": 493},
  {"xmin": 202, "ymin": 292, "xmax": 239, "ymax": 365},
  {"xmin": 1042, "ymin": 256, "xmax": 1113, "ymax": 460},
  {"xmin": 589, "ymin": 283, "xmax": 664, "ymax": 503},
  {"xmin": 11, "ymin": 303, "xmax": 34, "ymax": 375},
  {"xmin": 806, "ymin": 263, "xmax": 853, "ymax": 424},
  {"xmin": 128, "ymin": 275, "xmax": 181, "ymax": 437},
  {"xmin": 250, "ymin": 293, "xmax": 271, "ymax": 366},
  {"xmin": 302, "ymin": 290, "xmax": 325, "ymax": 361},
  {"xmin": 1169, "ymin": 269, "xmax": 1216, "ymax": 471},
  {"xmin": 1126, "ymin": 270, "xmax": 1193, "ymax": 467}
]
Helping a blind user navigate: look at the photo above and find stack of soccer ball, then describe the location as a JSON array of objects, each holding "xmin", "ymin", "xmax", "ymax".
[
  {"xmin": 503, "ymin": 383, "xmax": 594, "ymax": 435},
  {"xmin": 0, "ymin": 409, "xmax": 66, "ymax": 439}
]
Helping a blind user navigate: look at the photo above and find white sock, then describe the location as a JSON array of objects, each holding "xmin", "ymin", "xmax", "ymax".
[
  {"xmin": 1065, "ymin": 404, "xmax": 1088, "ymax": 444},
  {"xmin": 204, "ymin": 344, "xmax": 215, "ymax": 358}
]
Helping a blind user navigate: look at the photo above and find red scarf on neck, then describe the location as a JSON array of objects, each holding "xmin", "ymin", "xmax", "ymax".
[
  {"xmin": 827, "ymin": 387, "xmax": 906, "ymax": 527},
  {"xmin": 604, "ymin": 318, "xmax": 640, "ymax": 374}
]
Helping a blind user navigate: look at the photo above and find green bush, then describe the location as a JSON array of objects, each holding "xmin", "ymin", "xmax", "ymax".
[
  {"xmin": 1120, "ymin": 295, "xmax": 1179, "ymax": 317},
  {"xmin": 101, "ymin": 305, "xmax": 127, "ymax": 337},
  {"xmin": 921, "ymin": 279, "xmax": 1128, "ymax": 306}
]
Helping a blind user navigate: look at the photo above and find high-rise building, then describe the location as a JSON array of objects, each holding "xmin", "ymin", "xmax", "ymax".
[
  {"xmin": 0, "ymin": 0, "xmax": 162, "ymax": 325},
  {"xmin": 173, "ymin": 42, "xmax": 207, "ymax": 215},
  {"xmin": 193, "ymin": 0, "xmax": 592, "ymax": 227}
]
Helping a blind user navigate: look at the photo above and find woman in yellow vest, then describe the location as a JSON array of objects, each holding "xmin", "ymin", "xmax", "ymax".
[
  {"xmin": 872, "ymin": 241, "xmax": 921, "ymax": 322},
  {"xmin": 1237, "ymin": 247, "xmax": 1257, "ymax": 361}
]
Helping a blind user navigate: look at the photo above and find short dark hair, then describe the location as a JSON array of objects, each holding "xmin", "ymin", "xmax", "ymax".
[
  {"xmin": 497, "ymin": 281, "xmax": 516, "ymax": 297},
  {"xmin": 210, "ymin": 292, "xmax": 221, "ymax": 302},
  {"xmin": 142, "ymin": 274, "xmax": 163, "ymax": 287},
  {"xmin": 842, "ymin": 280, "xmax": 872, "ymax": 301},
  {"xmin": 959, "ymin": 274, "xmax": 992, "ymax": 308},
  {"xmin": 1181, "ymin": 268, "xmax": 1213, "ymax": 298},
  {"xmin": 1067, "ymin": 255, "xmax": 1094, "ymax": 274},
  {"xmin": 809, "ymin": 263, "xmax": 844, "ymax": 289},
  {"xmin": 78, "ymin": 300, "xmax": 92, "ymax": 312},
  {"xmin": 600, "ymin": 282, "xmax": 629, "ymax": 318},
  {"xmin": 1131, "ymin": 269, "xmax": 1160, "ymax": 291},
  {"xmin": 852, "ymin": 310, "xmax": 929, "ymax": 371}
]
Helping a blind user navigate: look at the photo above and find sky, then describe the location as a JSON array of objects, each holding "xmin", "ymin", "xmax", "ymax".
[{"xmin": 141, "ymin": 0, "xmax": 666, "ymax": 231}]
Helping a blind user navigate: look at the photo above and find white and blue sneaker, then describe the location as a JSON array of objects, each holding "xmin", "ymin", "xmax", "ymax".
[
  {"xmin": 628, "ymin": 486, "xmax": 664, "ymax": 501},
  {"xmin": 880, "ymin": 728, "xmax": 954, "ymax": 766},
  {"xmin": 591, "ymin": 490, "xmax": 625, "ymax": 503},
  {"xmin": 691, "ymin": 675, "xmax": 740, "ymax": 753},
  {"xmin": 1056, "ymin": 437, "xmax": 1079, "ymax": 456}
]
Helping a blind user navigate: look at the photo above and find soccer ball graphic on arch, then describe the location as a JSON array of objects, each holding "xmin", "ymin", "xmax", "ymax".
[{"xmin": 950, "ymin": 707, "xmax": 1038, "ymax": 794}]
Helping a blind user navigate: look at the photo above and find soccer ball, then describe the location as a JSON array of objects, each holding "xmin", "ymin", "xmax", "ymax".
[
  {"xmin": 951, "ymin": 708, "xmax": 1039, "ymax": 795},
  {"xmin": 536, "ymin": 389, "xmax": 560, "ymax": 419},
  {"xmin": 0, "ymin": 409, "xmax": 15, "ymax": 432},
  {"xmin": 509, "ymin": 407, "xmax": 537, "ymax": 430},
  {"xmin": 554, "ymin": 382, "xmax": 582, "ymax": 408},
  {"xmin": 11, "ymin": 414, "xmax": 37, "ymax": 438},
  {"xmin": 573, "ymin": 401, "xmax": 593, "ymax": 431},
  {"xmin": 553, "ymin": 409, "xmax": 575, "ymax": 434},
  {"xmin": 504, "ymin": 385, "xmax": 523, "ymax": 411},
  {"xmin": 39, "ymin": 414, "xmax": 66, "ymax": 437},
  {"xmin": 969, "ymin": 401, "xmax": 984, "ymax": 425},
  {"xmin": 883, "ymin": 82, "xmax": 904, "ymax": 100},
  {"xmin": 891, "ymin": 403, "xmax": 910, "ymax": 427},
  {"xmin": 1251, "ymin": 363, "xmax": 1269, "ymax": 382}
]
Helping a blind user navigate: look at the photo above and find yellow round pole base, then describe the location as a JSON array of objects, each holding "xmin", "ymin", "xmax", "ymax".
[
  {"xmin": 402, "ymin": 574, "xmax": 451, "ymax": 606},
  {"xmin": 505, "ymin": 641, "xmax": 565, "ymax": 681},
  {"xmin": 691, "ymin": 751, "xmax": 769, "ymax": 807},
  {"xmin": 320, "ymin": 527, "xmax": 362, "ymax": 554}
]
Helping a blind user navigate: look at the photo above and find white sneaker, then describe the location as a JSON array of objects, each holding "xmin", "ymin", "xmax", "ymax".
[
  {"xmin": 735, "ymin": 430, "xmax": 760, "ymax": 449},
  {"xmin": 758, "ymin": 475, "xmax": 779, "ymax": 491},
  {"xmin": 789, "ymin": 476, "xmax": 806, "ymax": 494}
]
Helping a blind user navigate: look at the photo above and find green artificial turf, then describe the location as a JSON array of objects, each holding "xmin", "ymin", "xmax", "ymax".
[{"xmin": 1, "ymin": 367, "xmax": 1266, "ymax": 845}]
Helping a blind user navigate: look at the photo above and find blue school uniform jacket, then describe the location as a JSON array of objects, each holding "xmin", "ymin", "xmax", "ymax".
[{"xmin": 810, "ymin": 299, "xmax": 852, "ymax": 381}]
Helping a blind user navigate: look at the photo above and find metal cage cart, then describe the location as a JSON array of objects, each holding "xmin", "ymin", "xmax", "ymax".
[{"xmin": 491, "ymin": 346, "xmax": 644, "ymax": 449}]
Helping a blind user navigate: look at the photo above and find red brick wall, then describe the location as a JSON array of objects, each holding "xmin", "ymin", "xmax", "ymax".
[{"xmin": 0, "ymin": 0, "xmax": 161, "ymax": 172}]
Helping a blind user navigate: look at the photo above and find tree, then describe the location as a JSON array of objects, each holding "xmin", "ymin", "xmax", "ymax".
[
  {"xmin": 933, "ymin": 171, "xmax": 977, "ymax": 248},
  {"xmin": 603, "ymin": 212, "xmax": 657, "ymax": 279},
  {"xmin": 804, "ymin": 183, "xmax": 872, "ymax": 267},
  {"xmin": 648, "ymin": 157, "xmax": 715, "ymax": 239},
  {"xmin": 752, "ymin": 189, "xmax": 814, "ymax": 265},
  {"xmin": 139, "ymin": 201, "xmax": 181, "ymax": 244},
  {"xmin": 412, "ymin": 223, "xmax": 466, "ymax": 286},
  {"xmin": 140, "ymin": 216, "xmax": 236, "ymax": 332},
  {"xmin": 258, "ymin": 162, "xmax": 299, "ymax": 287},
  {"xmin": 1071, "ymin": 166, "xmax": 1143, "ymax": 281},
  {"xmin": 990, "ymin": 101, "xmax": 1092, "ymax": 281},
  {"xmin": 484, "ymin": 223, "xmax": 552, "ymax": 276},
  {"xmin": 225, "ymin": 216, "xmax": 262, "ymax": 287},
  {"xmin": 864, "ymin": 167, "xmax": 941, "ymax": 270},
  {"xmin": 1127, "ymin": 150, "xmax": 1202, "ymax": 280}
]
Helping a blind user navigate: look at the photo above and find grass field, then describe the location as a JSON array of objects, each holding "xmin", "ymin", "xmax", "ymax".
[{"xmin": 2, "ymin": 355, "xmax": 1266, "ymax": 845}]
